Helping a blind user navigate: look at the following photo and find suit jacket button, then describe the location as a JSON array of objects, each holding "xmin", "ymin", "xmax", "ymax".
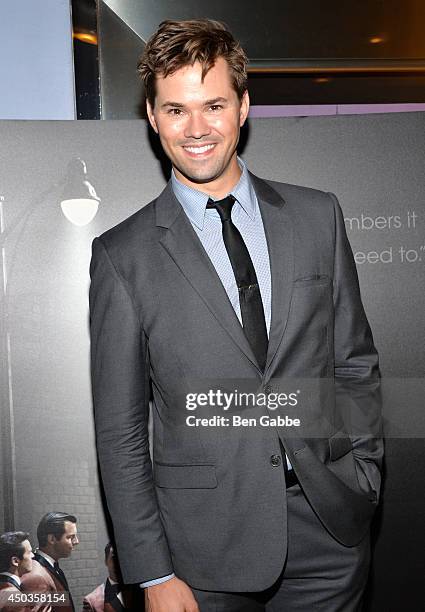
[
  {"xmin": 270, "ymin": 454, "xmax": 281, "ymax": 467},
  {"xmin": 264, "ymin": 384, "xmax": 272, "ymax": 394}
]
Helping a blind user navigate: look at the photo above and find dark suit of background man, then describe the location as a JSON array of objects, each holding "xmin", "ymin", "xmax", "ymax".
[
  {"xmin": 89, "ymin": 19, "xmax": 383, "ymax": 612},
  {"xmin": 83, "ymin": 543, "xmax": 138, "ymax": 612},
  {"xmin": 0, "ymin": 531, "xmax": 33, "ymax": 612},
  {"xmin": 21, "ymin": 513, "xmax": 78, "ymax": 612}
]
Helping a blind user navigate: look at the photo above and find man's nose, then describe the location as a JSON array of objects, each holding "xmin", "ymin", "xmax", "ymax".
[{"xmin": 184, "ymin": 111, "xmax": 211, "ymax": 139}]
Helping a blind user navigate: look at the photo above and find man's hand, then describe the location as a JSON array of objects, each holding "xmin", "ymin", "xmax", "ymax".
[{"xmin": 144, "ymin": 576, "xmax": 200, "ymax": 612}]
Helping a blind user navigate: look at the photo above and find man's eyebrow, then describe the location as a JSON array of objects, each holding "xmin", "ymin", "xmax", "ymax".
[
  {"xmin": 204, "ymin": 97, "xmax": 228, "ymax": 105},
  {"xmin": 161, "ymin": 101, "xmax": 185, "ymax": 109},
  {"xmin": 160, "ymin": 97, "xmax": 229, "ymax": 110}
]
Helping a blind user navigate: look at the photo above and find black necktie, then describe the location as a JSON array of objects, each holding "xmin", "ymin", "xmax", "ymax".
[
  {"xmin": 104, "ymin": 580, "xmax": 119, "ymax": 602},
  {"xmin": 53, "ymin": 562, "xmax": 69, "ymax": 589},
  {"xmin": 207, "ymin": 195, "xmax": 268, "ymax": 370},
  {"xmin": 53, "ymin": 562, "xmax": 75, "ymax": 611},
  {"xmin": 105, "ymin": 580, "xmax": 125, "ymax": 611}
]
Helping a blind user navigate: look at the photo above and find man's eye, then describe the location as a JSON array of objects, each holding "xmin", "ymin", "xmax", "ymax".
[
  {"xmin": 168, "ymin": 108, "xmax": 183, "ymax": 116},
  {"xmin": 208, "ymin": 105, "xmax": 223, "ymax": 112}
]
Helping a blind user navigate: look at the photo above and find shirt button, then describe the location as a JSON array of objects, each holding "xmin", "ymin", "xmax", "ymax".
[{"xmin": 270, "ymin": 454, "xmax": 281, "ymax": 467}]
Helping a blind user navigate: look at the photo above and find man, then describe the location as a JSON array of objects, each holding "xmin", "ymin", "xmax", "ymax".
[
  {"xmin": 21, "ymin": 513, "xmax": 78, "ymax": 612},
  {"xmin": 0, "ymin": 531, "xmax": 33, "ymax": 612},
  {"xmin": 89, "ymin": 19, "xmax": 383, "ymax": 612},
  {"xmin": 83, "ymin": 543, "xmax": 136, "ymax": 612}
]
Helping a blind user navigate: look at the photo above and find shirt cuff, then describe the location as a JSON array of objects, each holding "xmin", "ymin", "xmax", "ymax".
[{"xmin": 140, "ymin": 573, "xmax": 175, "ymax": 588}]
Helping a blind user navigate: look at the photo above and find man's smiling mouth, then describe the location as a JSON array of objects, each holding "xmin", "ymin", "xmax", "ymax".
[{"xmin": 182, "ymin": 144, "xmax": 216, "ymax": 155}]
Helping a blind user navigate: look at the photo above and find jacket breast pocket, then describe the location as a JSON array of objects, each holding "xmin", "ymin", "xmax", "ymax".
[
  {"xmin": 154, "ymin": 462, "xmax": 218, "ymax": 489},
  {"xmin": 293, "ymin": 274, "xmax": 330, "ymax": 288}
]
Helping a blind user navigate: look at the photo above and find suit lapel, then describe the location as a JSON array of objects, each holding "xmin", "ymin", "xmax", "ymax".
[
  {"xmin": 104, "ymin": 579, "xmax": 125, "ymax": 612},
  {"xmin": 0, "ymin": 574, "xmax": 22, "ymax": 591},
  {"xmin": 249, "ymin": 174, "xmax": 294, "ymax": 375},
  {"xmin": 34, "ymin": 554, "xmax": 75, "ymax": 611},
  {"xmin": 156, "ymin": 176, "xmax": 294, "ymax": 376},
  {"xmin": 34, "ymin": 554, "xmax": 68, "ymax": 590},
  {"xmin": 156, "ymin": 183, "xmax": 261, "ymax": 372}
]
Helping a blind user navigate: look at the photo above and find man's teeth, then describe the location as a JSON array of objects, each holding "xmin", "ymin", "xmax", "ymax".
[{"xmin": 184, "ymin": 144, "xmax": 215, "ymax": 154}]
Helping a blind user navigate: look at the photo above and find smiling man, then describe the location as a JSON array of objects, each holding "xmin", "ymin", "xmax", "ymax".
[
  {"xmin": 89, "ymin": 19, "xmax": 383, "ymax": 612},
  {"xmin": 145, "ymin": 55, "xmax": 248, "ymax": 195}
]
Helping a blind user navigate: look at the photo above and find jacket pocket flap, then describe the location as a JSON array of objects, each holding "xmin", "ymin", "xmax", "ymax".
[
  {"xmin": 154, "ymin": 463, "xmax": 217, "ymax": 489},
  {"xmin": 329, "ymin": 435, "xmax": 353, "ymax": 461},
  {"xmin": 293, "ymin": 274, "xmax": 330, "ymax": 287}
]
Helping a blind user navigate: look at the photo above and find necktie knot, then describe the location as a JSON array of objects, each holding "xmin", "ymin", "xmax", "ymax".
[{"xmin": 207, "ymin": 195, "xmax": 235, "ymax": 222}]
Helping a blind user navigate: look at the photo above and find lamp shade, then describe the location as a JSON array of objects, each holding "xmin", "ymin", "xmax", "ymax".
[{"xmin": 60, "ymin": 158, "xmax": 100, "ymax": 226}]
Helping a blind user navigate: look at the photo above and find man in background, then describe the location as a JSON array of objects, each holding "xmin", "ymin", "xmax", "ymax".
[
  {"xmin": 21, "ymin": 512, "xmax": 78, "ymax": 612},
  {"xmin": 83, "ymin": 543, "xmax": 139, "ymax": 612},
  {"xmin": 0, "ymin": 531, "xmax": 33, "ymax": 612}
]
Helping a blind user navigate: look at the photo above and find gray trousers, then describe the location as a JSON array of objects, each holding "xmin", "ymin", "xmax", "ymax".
[{"xmin": 191, "ymin": 484, "xmax": 371, "ymax": 611}]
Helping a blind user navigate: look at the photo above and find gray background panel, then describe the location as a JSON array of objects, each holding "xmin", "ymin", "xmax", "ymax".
[{"xmin": 0, "ymin": 114, "xmax": 423, "ymax": 610}]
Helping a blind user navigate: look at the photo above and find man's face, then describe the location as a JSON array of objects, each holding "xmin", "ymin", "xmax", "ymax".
[
  {"xmin": 52, "ymin": 521, "xmax": 79, "ymax": 559},
  {"xmin": 16, "ymin": 539, "xmax": 33, "ymax": 576},
  {"xmin": 146, "ymin": 57, "xmax": 249, "ymax": 194}
]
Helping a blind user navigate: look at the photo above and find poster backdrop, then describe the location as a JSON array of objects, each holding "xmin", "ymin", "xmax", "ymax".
[{"xmin": 0, "ymin": 114, "xmax": 424, "ymax": 610}]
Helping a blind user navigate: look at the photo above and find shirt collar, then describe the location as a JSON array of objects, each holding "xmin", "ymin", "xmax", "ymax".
[
  {"xmin": 171, "ymin": 157, "xmax": 257, "ymax": 230},
  {"xmin": 37, "ymin": 550, "xmax": 55, "ymax": 568},
  {"xmin": 0, "ymin": 572, "xmax": 21, "ymax": 586}
]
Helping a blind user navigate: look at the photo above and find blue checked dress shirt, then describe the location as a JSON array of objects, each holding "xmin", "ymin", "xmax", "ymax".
[{"xmin": 172, "ymin": 157, "xmax": 272, "ymax": 332}]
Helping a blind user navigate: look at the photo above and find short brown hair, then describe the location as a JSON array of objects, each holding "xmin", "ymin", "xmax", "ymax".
[
  {"xmin": 37, "ymin": 512, "xmax": 77, "ymax": 547},
  {"xmin": 138, "ymin": 19, "xmax": 248, "ymax": 107},
  {"xmin": 0, "ymin": 531, "xmax": 30, "ymax": 572}
]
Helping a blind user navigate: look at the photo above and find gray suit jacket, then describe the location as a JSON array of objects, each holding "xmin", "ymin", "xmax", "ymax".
[{"xmin": 89, "ymin": 174, "xmax": 383, "ymax": 591}]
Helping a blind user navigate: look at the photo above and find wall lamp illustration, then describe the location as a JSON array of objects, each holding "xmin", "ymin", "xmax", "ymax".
[
  {"xmin": 60, "ymin": 158, "xmax": 100, "ymax": 226},
  {"xmin": 0, "ymin": 156, "xmax": 100, "ymax": 530}
]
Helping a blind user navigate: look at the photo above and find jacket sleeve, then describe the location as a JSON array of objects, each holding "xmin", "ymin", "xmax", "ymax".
[
  {"xmin": 89, "ymin": 237, "xmax": 173, "ymax": 583},
  {"xmin": 329, "ymin": 193, "xmax": 384, "ymax": 500}
]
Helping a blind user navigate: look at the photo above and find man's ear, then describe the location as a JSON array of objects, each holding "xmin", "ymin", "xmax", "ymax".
[
  {"xmin": 239, "ymin": 90, "xmax": 250, "ymax": 127},
  {"xmin": 10, "ymin": 555, "xmax": 19, "ymax": 569},
  {"xmin": 47, "ymin": 534, "xmax": 56, "ymax": 546},
  {"xmin": 146, "ymin": 100, "xmax": 158, "ymax": 133}
]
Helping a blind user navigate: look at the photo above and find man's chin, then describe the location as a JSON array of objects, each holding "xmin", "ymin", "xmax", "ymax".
[{"xmin": 176, "ymin": 165, "xmax": 223, "ymax": 185}]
